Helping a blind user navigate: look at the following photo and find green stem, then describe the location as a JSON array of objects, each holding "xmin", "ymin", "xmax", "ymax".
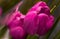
[
  {"xmin": 50, "ymin": 0, "xmax": 60, "ymax": 13},
  {"xmin": 50, "ymin": 5, "xmax": 56, "ymax": 13}
]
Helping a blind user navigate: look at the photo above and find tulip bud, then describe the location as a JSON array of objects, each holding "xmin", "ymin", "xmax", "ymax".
[
  {"xmin": 10, "ymin": 27, "xmax": 25, "ymax": 39},
  {"xmin": 29, "ymin": 1, "xmax": 47, "ymax": 11},
  {"xmin": 37, "ymin": 13, "xmax": 54, "ymax": 36},
  {"xmin": 47, "ymin": 15, "xmax": 54, "ymax": 29},
  {"xmin": 24, "ymin": 13, "xmax": 39, "ymax": 35},
  {"xmin": 37, "ymin": 13, "xmax": 49, "ymax": 35},
  {"xmin": 24, "ymin": 1, "xmax": 54, "ymax": 36},
  {"xmin": 6, "ymin": 11, "xmax": 20, "ymax": 28},
  {"xmin": 7, "ymin": 11, "xmax": 25, "ymax": 29},
  {"xmin": 29, "ymin": 1, "xmax": 50, "ymax": 15}
]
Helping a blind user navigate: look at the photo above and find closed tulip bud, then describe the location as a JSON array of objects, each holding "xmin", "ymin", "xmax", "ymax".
[
  {"xmin": 46, "ymin": 15, "xmax": 54, "ymax": 29},
  {"xmin": 29, "ymin": 1, "xmax": 50, "ymax": 15},
  {"xmin": 24, "ymin": 1, "xmax": 54, "ymax": 36},
  {"xmin": 7, "ymin": 11, "xmax": 25, "ymax": 29},
  {"xmin": 37, "ymin": 13, "xmax": 54, "ymax": 36},
  {"xmin": 7, "ymin": 11, "xmax": 21, "ymax": 28},
  {"xmin": 10, "ymin": 27, "xmax": 25, "ymax": 39},
  {"xmin": 24, "ymin": 12, "xmax": 38, "ymax": 35},
  {"xmin": 29, "ymin": 1, "xmax": 47, "ymax": 12}
]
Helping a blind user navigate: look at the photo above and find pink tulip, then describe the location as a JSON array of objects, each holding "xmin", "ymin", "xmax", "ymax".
[
  {"xmin": 7, "ymin": 11, "xmax": 25, "ymax": 29},
  {"xmin": 24, "ymin": 1, "xmax": 54, "ymax": 36},
  {"xmin": 10, "ymin": 27, "xmax": 26, "ymax": 39}
]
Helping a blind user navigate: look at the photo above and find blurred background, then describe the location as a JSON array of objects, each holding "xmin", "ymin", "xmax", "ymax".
[{"xmin": 0, "ymin": 0, "xmax": 60, "ymax": 39}]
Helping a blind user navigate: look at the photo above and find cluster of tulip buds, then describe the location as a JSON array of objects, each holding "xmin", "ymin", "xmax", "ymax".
[{"xmin": 1, "ymin": 1, "xmax": 54, "ymax": 39}]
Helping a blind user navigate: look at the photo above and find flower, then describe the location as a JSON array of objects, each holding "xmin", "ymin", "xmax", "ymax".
[
  {"xmin": 37, "ymin": 13, "xmax": 54, "ymax": 36},
  {"xmin": 24, "ymin": 1, "xmax": 54, "ymax": 36},
  {"xmin": 10, "ymin": 27, "xmax": 26, "ymax": 39},
  {"xmin": 7, "ymin": 11, "xmax": 26, "ymax": 39},
  {"xmin": 6, "ymin": 1, "xmax": 27, "ymax": 39},
  {"xmin": 7, "ymin": 11, "xmax": 25, "ymax": 29},
  {"xmin": 29, "ymin": 1, "xmax": 47, "ymax": 12},
  {"xmin": 24, "ymin": 12, "xmax": 39, "ymax": 35},
  {"xmin": 29, "ymin": 1, "xmax": 50, "ymax": 15},
  {"xmin": 0, "ymin": 1, "xmax": 23, "ymax": 26}
]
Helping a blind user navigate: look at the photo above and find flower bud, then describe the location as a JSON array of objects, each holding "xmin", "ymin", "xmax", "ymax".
[
  {"xmin": 37, "ymin": 13, "xmax": 50, "ymax": 35},
  {"xmin": 7, "ymin": 11, "xmax": 25, "ymax": 29},
  {"xmin": 37, "ymin": 13, "xmax": 54, "ymax": 36},
  {"xmin": 24, "ymin": 13, "xmax": 38, "ymax": 35},
  {"xmin": 29, "ymin": 1, "xmax": 47, "ymax": 11},
  {"xmin": 29, "ymin": 1, "xmax": 50, "ymax": 15},
  {"xmin": 24, "ymin": 1, "xmax": 54, "ymax": 36},
  {"xmin": 10, "ymin": 27, "xmax": 25, "ymax": 39}
]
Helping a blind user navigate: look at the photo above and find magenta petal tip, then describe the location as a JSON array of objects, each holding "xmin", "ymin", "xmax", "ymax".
[{"xmin": 10, "ymin": 27, "xmax": 25, "ymax": 39}]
